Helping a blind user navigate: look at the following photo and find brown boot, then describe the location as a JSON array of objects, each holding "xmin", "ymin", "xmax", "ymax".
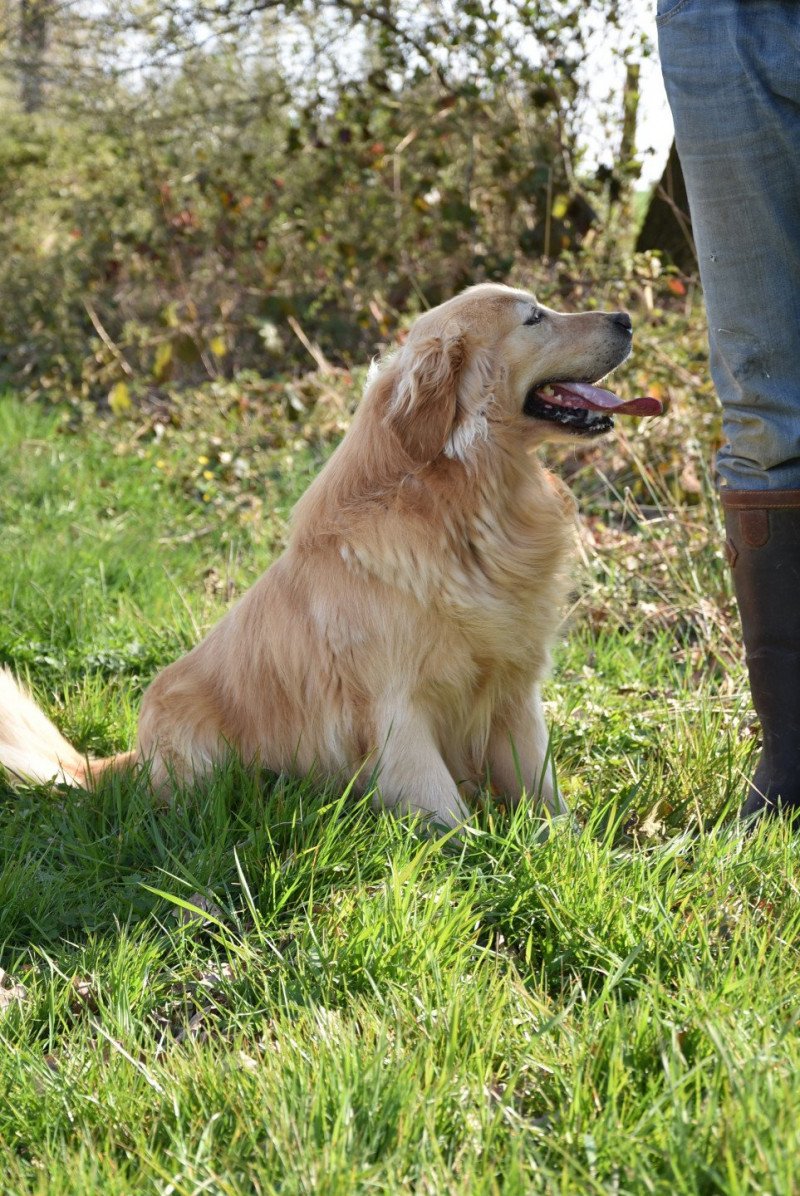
[{"xmin": 722, "ymin": 489, "xmax": 800, "ymax": 818}]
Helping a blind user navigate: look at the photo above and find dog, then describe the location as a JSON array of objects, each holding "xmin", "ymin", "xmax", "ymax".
[{"xmin": 0, "ymin": 284, "xmax": 661, "ymax": 828}]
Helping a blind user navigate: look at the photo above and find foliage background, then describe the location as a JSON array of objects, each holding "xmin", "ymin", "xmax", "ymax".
[{"xmin": 0, "ymin": 0, "xmax": 652, "ymax": 405}]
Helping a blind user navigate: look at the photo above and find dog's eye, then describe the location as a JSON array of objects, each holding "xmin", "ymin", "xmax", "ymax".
[{"xmin": 523, "ymin": 309, "xmax": 542, "ymax": 326}]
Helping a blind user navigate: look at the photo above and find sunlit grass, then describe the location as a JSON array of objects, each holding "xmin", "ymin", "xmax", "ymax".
[{"xmin": 2, "ymin": 389, "xmax": 798, "ymax": 1195}]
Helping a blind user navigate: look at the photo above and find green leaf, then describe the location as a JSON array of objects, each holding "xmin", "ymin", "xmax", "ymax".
[
  {"xmin": 108, "ymin": 381, "xmax": 131, "ymax": 415},
  {"xmin": 153, "ymin": 341, "xmax": 173, "ymax": 382}
]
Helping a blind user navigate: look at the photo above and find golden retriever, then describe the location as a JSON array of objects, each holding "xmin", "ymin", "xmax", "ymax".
[{"xmin": 0, "ymin": 284, "xmax": 661, "ymax": 827}]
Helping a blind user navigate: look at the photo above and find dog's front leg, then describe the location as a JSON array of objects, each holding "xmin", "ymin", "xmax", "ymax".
[
  {"xmin": 486, "ymin": 687, "xmax": 568, "ymax": 817},
  {"xmin": 373, "ymin": 708, "xmax": 469, "ymax": 830}
]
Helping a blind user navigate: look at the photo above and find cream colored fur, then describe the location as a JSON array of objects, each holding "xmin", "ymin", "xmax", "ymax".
[
  {"xmin": 0, "ymin": 283, "xmax": 634, "ymax": 827},
  {"xmin": 0, "ymin": 669, "xmax": 84, "ymax": 785}
]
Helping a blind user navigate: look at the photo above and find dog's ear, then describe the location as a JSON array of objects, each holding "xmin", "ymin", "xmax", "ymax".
[
  {"xmin": 386, "ymin": 331, "xmax": 467, "ymax": 463},
  {"xmin": 443, "ymin": 344, "xmax": 495, "ymax": 462}
]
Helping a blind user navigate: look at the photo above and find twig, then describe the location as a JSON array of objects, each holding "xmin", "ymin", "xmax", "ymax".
[
  {"xmin": 158, "ymin": 525, "xmax": 215, "ymax": 545},
  {"xmin": 640, "ymin": 336, "xmax": 705, "ymax": 390},
  {"xmin": 287, "ymin": 316, "xmax": 333, "ymax": 375},
  {"xmin": 83, "ymin": 299, "xmax": 135, "ymax": 378},
  {"xmin": 653, "ymin": 183, "xmax": 696, "ymax": 261},
  {"xmin": 90, "ymin": 1018, "xmax": 165, "ymax": 1095}
]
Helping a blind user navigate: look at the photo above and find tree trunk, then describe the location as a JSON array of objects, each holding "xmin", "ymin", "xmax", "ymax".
[
  {"xmin": 635, "ymin": 140, "xmax": 696, "ymax": 272},
  {"xmin": 619, "ymin": 61, "xmax": 640, "ymax": 174},
  {"xmin": 19, "ymin": 0, "xmax": 47, "ymax": 113}
]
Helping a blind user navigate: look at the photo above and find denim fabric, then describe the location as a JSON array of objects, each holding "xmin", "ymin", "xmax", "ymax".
[{"xmin": 658, "ymin": 1, "xmax": 800, "ymax": 489}]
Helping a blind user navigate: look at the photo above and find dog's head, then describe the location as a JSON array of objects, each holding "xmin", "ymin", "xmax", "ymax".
[{"xmin": 372, "ymin": 283, "xmax": 659, "ymax": 464}]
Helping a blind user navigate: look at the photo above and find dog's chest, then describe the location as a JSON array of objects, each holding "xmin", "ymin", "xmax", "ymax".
[{"xmin": 442, "ymin": 487, "xmax": 575, "ymax": 645}]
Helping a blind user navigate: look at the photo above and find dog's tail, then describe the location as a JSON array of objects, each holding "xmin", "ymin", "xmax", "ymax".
[{"xmin": 0, "ymin": 668, "xmax": 131, "ymax": 788}]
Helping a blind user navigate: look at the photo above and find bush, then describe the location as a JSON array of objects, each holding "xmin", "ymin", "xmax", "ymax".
[{"xmin": 0, "ymin": 1, "xmax": 635, "ymax": 403}]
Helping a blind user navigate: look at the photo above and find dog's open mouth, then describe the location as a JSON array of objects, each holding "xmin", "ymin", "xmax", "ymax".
[{"xmin": 523, "ymin": 382, "xmax": 664, "ymax": 436}]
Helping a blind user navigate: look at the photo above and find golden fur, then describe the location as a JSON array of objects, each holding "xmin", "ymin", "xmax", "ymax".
[{"xmin": 0, "ymin": 283, "xmax": 635, "ymax": 827}]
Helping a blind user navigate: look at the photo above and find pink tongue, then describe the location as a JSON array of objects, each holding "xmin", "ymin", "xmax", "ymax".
[{"xmin": 543, "ymin": 382, "xmax": 663, "ymax": 417}]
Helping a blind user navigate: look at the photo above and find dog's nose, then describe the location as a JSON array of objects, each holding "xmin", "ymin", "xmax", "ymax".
[{"xmin": 609, "ymin": 311, "xmax": 633, "ymax": 333}]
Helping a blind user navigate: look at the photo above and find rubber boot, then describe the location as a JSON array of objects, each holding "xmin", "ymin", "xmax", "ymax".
[{"xmin": 722, "ymin": 489, "xmax": 800, "ymax": 818}]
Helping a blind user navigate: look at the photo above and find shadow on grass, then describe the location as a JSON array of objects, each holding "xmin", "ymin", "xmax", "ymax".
[
  {"xmin": 2, "ymin": 749, "xmax": 779, "ymax": 1018},
  {"xmin": 0, "ymin": 759, "xmax": 398, "ymax": 953},
  {"xmin": 0, "ymin": 750, "xmax": 560, "ymax": 956}
]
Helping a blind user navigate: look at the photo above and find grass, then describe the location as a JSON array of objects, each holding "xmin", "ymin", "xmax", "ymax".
[{"xmin": 1, "ymin": 332, "xmax": 800, "ymax": 1194}]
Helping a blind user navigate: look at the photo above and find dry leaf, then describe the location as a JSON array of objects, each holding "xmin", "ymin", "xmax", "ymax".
[
  {"xmin": 0, "ymin": 969, "xmax": 28, "ymax": 1014},
  {"xmin": 178, "ymin": 893, "xmax": 225, "ymax": 926}
]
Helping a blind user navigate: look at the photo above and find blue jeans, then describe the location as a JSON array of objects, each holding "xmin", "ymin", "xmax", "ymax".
[{"xmin": 658, "ymin": 0, "xmax": 800, "ymax": 490}]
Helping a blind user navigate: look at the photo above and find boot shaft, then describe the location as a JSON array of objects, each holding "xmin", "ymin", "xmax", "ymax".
[{"xmin": 722, "ymin": 488, "xmax": 800, "ymax": 815}]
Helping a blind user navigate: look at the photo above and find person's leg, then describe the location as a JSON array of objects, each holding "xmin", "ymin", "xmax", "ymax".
[
  {"xmin": 659, "ymin": 0, "xmax": 800, "ymax": 489},
  {"xmin": 658, "ymin": 1, "xmax": 800, "ymax": 814}
]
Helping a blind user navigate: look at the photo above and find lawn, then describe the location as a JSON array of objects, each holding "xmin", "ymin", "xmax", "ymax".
[{"xmin": 1, "ymin": 326, "xmax": 800, "ymax": 1194}]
